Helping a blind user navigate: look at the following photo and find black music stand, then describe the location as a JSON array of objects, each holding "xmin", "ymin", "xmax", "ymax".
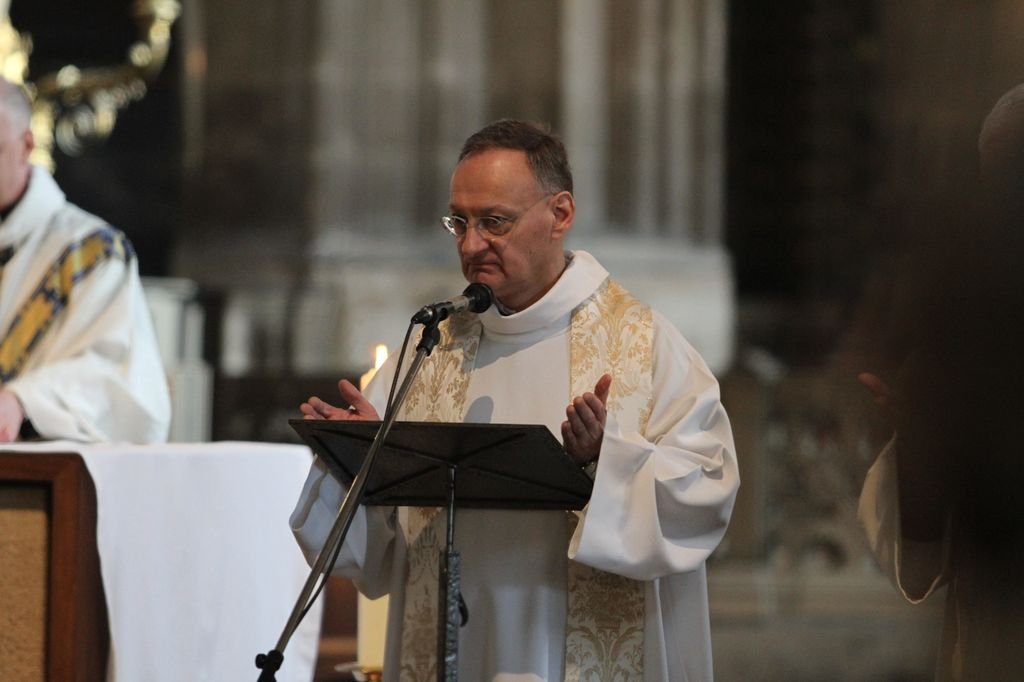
[
  {"xmin": 289, "ymin": 419, "xmax": 593, "ymax": 681},
  {"xmin": 290, "ymin": 419, "xmax": 592, "ymax": 510}
]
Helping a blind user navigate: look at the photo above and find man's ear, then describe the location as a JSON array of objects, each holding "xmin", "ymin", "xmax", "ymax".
[
  {"xmin": 20, "ymin": 128, "xmax": 34, "ymax": 162},
  {"xmin": 550, "ymin": 190, "xmax": 575, "ymax": 240}
]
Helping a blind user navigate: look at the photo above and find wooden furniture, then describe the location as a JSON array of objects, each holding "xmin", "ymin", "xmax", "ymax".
[
  {"xmin": 313, "ymin": 577, "xmax": 359, "ymax": 681},
  {"xmin": 2, "ymin": 442, "xmax": 320, "ymax": 682},
  {"xmin": 0, "ymin": 452, "xmax": 108, "ymax": 682}
]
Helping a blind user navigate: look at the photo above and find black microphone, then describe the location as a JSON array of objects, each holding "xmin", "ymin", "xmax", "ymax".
[{"xmin": 412, "ymin": 283, "xmax": 493, "ymax": 324}]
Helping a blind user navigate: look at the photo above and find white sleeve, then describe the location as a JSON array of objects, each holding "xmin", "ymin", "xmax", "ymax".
[
  {"xmin": 289, "ymin": 455, "xmax": 398, "ymax": 597},
  {"xmin": 7, "ymin": 252, "xmax": 171, "ymax": 443},
  {"xmin": 289, "ymin": 350, "xmax": 403, "ymax": 596},
  {"xmin": 858, "ymin": 437, "xmax": 951, "ymax": 602},
  {"xmin": 569, "ymin": 314, "xmax": 740, "ymax": 580}
]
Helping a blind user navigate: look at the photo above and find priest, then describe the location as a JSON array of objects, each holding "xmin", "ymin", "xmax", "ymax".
[
  {"xmin": 291, "ymin": 119, "xmax": 739, "ymax": 681},
  {"xmin": 0, "ymin": 78, "xmax": 170, "ymax": 443}
]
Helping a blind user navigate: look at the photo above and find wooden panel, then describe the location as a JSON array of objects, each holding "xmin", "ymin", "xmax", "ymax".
[
  {"xmin": 0, "ymin": 452, "xmax": 108, "ymax": 682},
  {"xmin": 314, "ymin": 576, "xmax": 359, "ymax": 681},
  {"xmin": 0, "ymin": 485, "xmax": 49, "ymax": 680}
]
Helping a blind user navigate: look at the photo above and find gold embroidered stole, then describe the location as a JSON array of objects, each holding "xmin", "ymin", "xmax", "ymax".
[
  {"xmin": 0, "ymin": 227, "xmax": 131, "ymax": 383},
  {"xmin": 394, "ymin": 279, "xmax": 653, "ymax": 681},
  {"xmin": 564, "ymin": 279, "xmax": 653, "ymax": 682}
]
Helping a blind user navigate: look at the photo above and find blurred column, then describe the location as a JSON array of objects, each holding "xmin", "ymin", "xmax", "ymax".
[
  {"xmin": 561, "ymin": 0, "xmax": 609, "ymax": 232},
  {"xmin": 416, "ymin": 0, "xmax": 488, "ymax": 218},
  {"xmin": 673, "ymin": 0, "xmax": 727, "ymax": 244},
  {"xmin": 176, "ymin": 0, "xmax": 317, "ymax": 287},
  {"xmin": 631, "ymin": 0, "xmax": 661, "ymax": 237},
  {"xmin": 696, "ymin": 0, "xmax": 728, "ymax": 244},
  {"xmin": 310, "ymin": 1, "xmax": 422, "ymax": 235},
  {"xmin": 665, "ymin": 0, "xmax": 700, "ymax": 244},
  {"xmin": 307, "ymin": 1, "xmax": 489, "ymax": 372},
  {"xmin": 310, "ymin": 0, "xmax": 487, "ymax": 233},
  {"xmin": 434, "ymin": 0, "xmax": 487, "ymax": 177},
  {"xmin": 613, "ymin": 0, "xmax": 726, "ymax": 242}
]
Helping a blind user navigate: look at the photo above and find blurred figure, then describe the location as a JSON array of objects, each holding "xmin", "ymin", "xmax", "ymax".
[
  {"xmin": 0, "ymin": 78, "xmax": 170, "ymax": 442},
  {"xmin": 858, "ymin": 84, "xmax": 1024, "ymax": 681}
]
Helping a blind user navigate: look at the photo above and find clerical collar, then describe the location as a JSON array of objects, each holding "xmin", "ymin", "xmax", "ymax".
[
  {"xmin": 477, "ymin": 251, "xmax": 608, "ymax": 337},
  {"xmin": 493, "ymin": 253, "xmax": 575, "ymax": 317}
]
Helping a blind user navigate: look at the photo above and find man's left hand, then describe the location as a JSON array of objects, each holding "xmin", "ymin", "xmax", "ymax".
[
  {"xmin": 299, "ymin": 379, "xmax": 381, "ymax": 422},
  {"xmin": 0, "ymin": 388, "xmax": 24, "ymax": 442},
  {"xmin": 562, "ymin": 373, "xmax": 612, "ymax": 466}
]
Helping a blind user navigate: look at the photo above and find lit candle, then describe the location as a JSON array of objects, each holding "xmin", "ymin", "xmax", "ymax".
[
  {"xmin": 357, "ymin": 343, "xmax": 389, "ymax": 673},
  {"xmin": 359, "ymin": 344, "xmax": 389, "ymax": 392}
]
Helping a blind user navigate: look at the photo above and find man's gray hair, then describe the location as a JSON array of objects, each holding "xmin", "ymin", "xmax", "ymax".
[
  {"xmin": 0, "ymin": 78, "xmax": 32, "ymax": 132},
  {"xmin": 459, "ymin": 119, "xmax": 574, "ymax": 194}
]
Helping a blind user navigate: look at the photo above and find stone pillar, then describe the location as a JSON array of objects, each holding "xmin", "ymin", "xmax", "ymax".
[
  {"xmin": 606, "ymin": 0, "xmax": 727, "ymax": 242},
  {"xmin": 631, "ymin": 0, "xmax": 662, "ymax": 237},
  {"xmin": 306, "ymin": 1, "xmax": 490, "ymax": 373},
  {"xmin": 665, "ymin": 0, "xmax": 700, "ymax": 243},
  {"xmin": 310, "ymin": 1, "xmax": 423, "ymax": 235},
  {"xmin": 422, "ymin": 0, "xmax": 488, "ymax": 218},
  {"xmin": 310, "ymin": 0, "xmax": 488, "ymax": 235},
  {"xmin": 561, "ymin": 0, "xmax": 609, "ymax": 232},
  {"xmin": 696, "ymin": 0, "xmax": 727, "ymax": 244},
  {"xmin": 176, "ymin": 0, "xmax": 317, "ymax": 288}
]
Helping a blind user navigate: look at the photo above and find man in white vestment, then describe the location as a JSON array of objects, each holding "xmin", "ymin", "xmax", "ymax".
[
  {"xmin": 0, "ymin": 78, "xmax": 170, "ymax": 443},
  {"xmin": 292, "ymin": 119, "xmax": 739, "ymax": 681},
  {"xmin": 858, "ymin": 85, "xmax": 1024, "ymax": 681}
]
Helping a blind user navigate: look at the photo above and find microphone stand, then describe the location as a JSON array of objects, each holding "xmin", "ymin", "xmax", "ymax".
[{"xmin": 255, "ymin": 321, "xmax": 444, "ymax": 681}]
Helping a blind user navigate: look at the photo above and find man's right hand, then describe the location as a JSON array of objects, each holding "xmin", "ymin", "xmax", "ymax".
[
  {"xmin": 0, "ymin": 388, "xmax": 25, "ymax": 442},
  {"xmin": 860, "ymin": 361, "xmax": 948, "ymax": 541},
  {"xmin": 857, "ymin": 370, "xmax": 901, "ymax": 433},
  {"xmin": 300, "ymin": 378, "xmax": 381, "ymax": 421},
  {"xmin": 857, "ymin": 371, "xmax": 892, "ymax": 407}
]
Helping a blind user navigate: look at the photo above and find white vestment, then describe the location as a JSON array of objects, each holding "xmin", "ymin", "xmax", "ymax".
[
  {"xmin": 860, "ymin": 440, "xmax": 1024, "ymax": 681},
  {"xmin": 292, "ymin": 250, "xmax": 739, "ymax": 681},
  {"xmin": 0, "ymin": 166, "xmax": 170, "ymax": 443}
]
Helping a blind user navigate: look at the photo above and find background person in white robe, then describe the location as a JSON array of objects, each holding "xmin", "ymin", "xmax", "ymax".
[
  {"xmin": 858, "ymin": 84, "xmax": 1024, "ymax": 681},
  {"xmin": 292, "ymin": 120, "xmax": 739, "ymax": 681},
  {"xmin": 0, "ymin": 78, "xmax": 170, "ymax": 443}
]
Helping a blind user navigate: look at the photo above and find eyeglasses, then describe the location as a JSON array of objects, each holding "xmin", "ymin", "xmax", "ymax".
[{"xmin": 441, "ymin": 193, "xmax": 553, "ymax": 240}]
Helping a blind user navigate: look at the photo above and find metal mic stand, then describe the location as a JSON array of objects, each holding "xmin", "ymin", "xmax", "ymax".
[
  {"xmin": 438, "ymin": 462, "xmax": 468, "ymax": 682},
  {"xmin": 255, "ymin": 321, "xmax": 445, "ymax": 681}
]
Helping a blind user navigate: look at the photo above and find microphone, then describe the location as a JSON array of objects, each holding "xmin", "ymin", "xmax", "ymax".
[{"xmin": 412, "ymin": 283, "xmax": 493, "ymax": 324}]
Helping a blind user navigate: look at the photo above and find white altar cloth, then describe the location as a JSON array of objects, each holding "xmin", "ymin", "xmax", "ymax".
[{"xmin": 5, "ymin": 441, "xmax": 322, "ymax": 682}]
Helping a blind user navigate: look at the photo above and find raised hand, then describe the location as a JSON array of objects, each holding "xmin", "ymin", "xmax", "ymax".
[
  {"xmin": 857, "ymin": 371, "xmax": 892, "ymax": 408},
  {"xmin": 300, "ymin": 378, "xmax": 381, "ymax": 421},
  {"xmin": 562, "ymin": 373, "xmax": 612, "ymax": 466}
]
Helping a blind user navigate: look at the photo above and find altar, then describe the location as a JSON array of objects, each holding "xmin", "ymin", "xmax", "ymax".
[{"xmin": 0, "ymin": 441, "xmax": 322, "ymax": 682}]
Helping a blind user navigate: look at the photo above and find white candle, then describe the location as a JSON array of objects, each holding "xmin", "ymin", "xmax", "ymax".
[
  {"xmin": 356, "ymin": 343, "xmax": 389, "ymax": 672},
  {"xmin": 357, "ymin": 593, "xmax": 389, "ymax": 671}
]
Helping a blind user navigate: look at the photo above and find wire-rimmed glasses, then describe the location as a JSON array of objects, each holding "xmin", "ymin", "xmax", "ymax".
[{"xmin": 441, "ymin": 193, "xmax": 553, "ymax": 240}]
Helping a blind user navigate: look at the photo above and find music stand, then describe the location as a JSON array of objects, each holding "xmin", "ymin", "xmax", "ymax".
[
  {"xmin": 289, "ymin": 419, "xmax": 593, "ymax": 681},
  {"xmin": 289, "ymin": 419, "xmax": 592, "ymax": 510}
]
